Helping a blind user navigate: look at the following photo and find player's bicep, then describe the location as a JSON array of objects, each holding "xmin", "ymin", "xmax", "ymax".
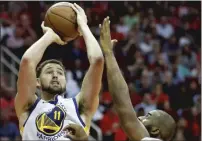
[
  {"xmin": 15, "ymin": 59, "xmax": 37, "ymax": 117},
  {"xmin": 117, "ymin": 107, "xmax": 150, "ymax": 141}
]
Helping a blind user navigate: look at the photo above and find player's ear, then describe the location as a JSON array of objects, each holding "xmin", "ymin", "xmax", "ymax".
[
  {"xmin": 150, "ymin": 126, "xmax": 160, "ymax": 138},
  {"xmin": 36, "ymin": 78, "xmax": 41, "ymax": 87}
]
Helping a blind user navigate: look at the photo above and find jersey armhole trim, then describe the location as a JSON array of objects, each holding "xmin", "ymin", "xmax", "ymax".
[
  {"xmin": 72, "ymin": 97, "xmax": 86, "ymax": 127},
  {"xmin": 23, "ymin": 97, "xmax": 41, "ymax": 127}
]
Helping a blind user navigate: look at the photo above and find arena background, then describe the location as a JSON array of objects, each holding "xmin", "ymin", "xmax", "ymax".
[{"xmin": 0, "ymin": 1, "xmax": 201, "ymax": 141}]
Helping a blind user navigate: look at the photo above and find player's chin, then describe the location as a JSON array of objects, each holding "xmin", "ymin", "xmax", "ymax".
[
  {"xmin": 51, "ymin": 86, "xmax": 65, "ymax": 94},
  {"xmin": 50, "ymin": 86, "xmax": 61, "ymax": 91}
]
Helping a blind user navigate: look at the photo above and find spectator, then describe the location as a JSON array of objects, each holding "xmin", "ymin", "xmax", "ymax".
[
  {"xmin": 138, "ymin": 33, "xmax": 153, "ymax": 55},
  {"xmin": 156, "ymin": 16, "xmax": 174, "ymax": 40},
  {"xmin": 137, "ymin": 69, "xmax": 152, "ymax": 95},
  {"xmin": 148, "ymin": 41, "xmax": 169, "ymax": 65},
  {"xmin": 163, "ymin": 35, "xmax": 180, "ymax": 55},
  {"xmin": 19, "ymin": 13, "xmax": 37, "ymax": 47},
  {"xmin": 3, "ymin": 24, "xmax": 26, "ymax": 59},
  {"xmin": 5, "ymin": 24, "xmax": 25, "ymax": 49},
  {"xmin": 178, "ymin": 1, "xmax": 189, "ymax": 18},
  {"xmin": 151, "ymin": 83, "xmax": 169, "ymax": 105},
  {"xmin": 111, "ymin": 24, "xmax": 125, "ymax": 42},
  {"xmin": 172, "ymin": 56, "xmax": 191, "ymax": 83},
  {"xmin": 179, "ymin": 35, "xmax": 191, "ymax": 47},
  {"xmin": 116, "ymin": 16, "xmax": 130, "ymax": 38},
  {"xmin": 114, "ymin": 125, "xmax": 127, "ymax": 141},
  {"xmin": 71, "ymin": 59, "xmax": 85, "ymax": 87},
  {"xmin": 0, "ymin": 109, "xmax": 21, "ymax": 140},
  {"xmin": 128, "ymin": 82, "xmax": 142, "ymax": 107},
  {"xmin": 65, "ymin": 70, "xmax": 80, "ymax": 98},
  {"xmin": 180, "ymin": 45, "xmax": 197, "ymax": 69},
  {"xmin": 174, "ymin": 117, "xmax": 188, "ymax": 141},
  {"xmin": 135, "ymin": 93, "xmax": 157, "ymax": 114},
  {"xmin": 0, "ymin": 81, "xmax": 17, "ymax": 125},
  {"xmin": 123, "ymin": 5, "xmax": 139, "ymax": 30},
  {"xmin": 100, "ymin": 105, "xmax": 119, "ymax": 141},
  {"xmin": 0, "ymin": 5, "xmax": 15, "ymax": 40}
]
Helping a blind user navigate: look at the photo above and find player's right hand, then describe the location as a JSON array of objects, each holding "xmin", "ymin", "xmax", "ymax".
[
  {"xmin": 41, "ymin": 21, "xmax": 67, "ymax": 45},
  {"xmin": 99, "ymin": 16, "xmax": 118, "ymax": 54}
]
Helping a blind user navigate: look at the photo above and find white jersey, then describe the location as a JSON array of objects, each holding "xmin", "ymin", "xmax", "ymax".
[
  {"xmin": 20, "ymin": 95, "xmax": 86, "ymax": 140},
  {"xmin": 141, "ymin": 137, "xmax": 162, "ymax": 141}
]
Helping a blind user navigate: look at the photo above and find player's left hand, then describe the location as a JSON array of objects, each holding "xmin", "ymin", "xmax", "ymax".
[
  {"xmin": 71, "ymin": 3, "xmax": 88, "ymax": 35},
  {"xmin": 99, "ymin": 16, "xmax": 118, "ymax": 54},
  {"xmin": 63, "ymin": 123, "xmax": 88, "ymax": 141}
]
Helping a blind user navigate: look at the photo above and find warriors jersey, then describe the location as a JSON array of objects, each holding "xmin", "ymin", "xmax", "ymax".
[{"xmin": 20, "ymin": 95, "xmax": 87, "ymax": 140}]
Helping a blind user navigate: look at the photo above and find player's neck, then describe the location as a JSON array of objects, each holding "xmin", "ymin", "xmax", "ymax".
[{"xmin": 41, "ymin": 91, "xmax": 56, "ymax": 101}]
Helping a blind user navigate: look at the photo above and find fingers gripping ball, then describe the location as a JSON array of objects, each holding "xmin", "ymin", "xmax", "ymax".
[{"xmin": 44, "ymin": 2, "xmax": 79, "ymax": 41}]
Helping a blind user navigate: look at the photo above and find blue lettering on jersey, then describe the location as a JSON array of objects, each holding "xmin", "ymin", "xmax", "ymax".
[{"xmin": 37, "ymin": 131, "xmax": 66, "ymax": 141}]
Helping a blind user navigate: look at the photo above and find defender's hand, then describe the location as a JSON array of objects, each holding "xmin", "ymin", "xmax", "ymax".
[
  {"xmin": 71, "ymin": 3, "xmax": 88, "ymax": 35},
  {"xmin": 41, "ymin": 21, "xmax": 67, "ymax": 45},
  {"xmin": 99, "ymin": 17, "xmax": 117, "ymax": 54},
  {"xmin": 63, "ymin": 123, "xmax": 88, "ymax": 141}
]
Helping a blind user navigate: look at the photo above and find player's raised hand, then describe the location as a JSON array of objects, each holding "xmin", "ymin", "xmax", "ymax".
[
  {"xmin": 71, "ymin": 3, "xmax": 87, "ymax": 26},
  {"xmin": 70, "ymin": 3, "xmax": 87, "ymax": 35},
  {"xmin": 41, "ymin": 21, "xmax": 67, "ymax": 45},
  {"xmin": 99, "ymin": 16, "xmax": 118, "ymax": 54},
  {"xmin": 63, "ymin": 123, "xmax": 88, "ymax": 141}
]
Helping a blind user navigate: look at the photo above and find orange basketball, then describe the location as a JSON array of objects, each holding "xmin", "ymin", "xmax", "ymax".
[{"xmin": 44, "ymin": 2, "xmax": 79, "ymax": 41}]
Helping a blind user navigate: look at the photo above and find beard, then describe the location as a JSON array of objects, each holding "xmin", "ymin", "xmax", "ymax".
[{"xmin": 41, "ymin": 83, "xmax": 66, "ymax": 95}]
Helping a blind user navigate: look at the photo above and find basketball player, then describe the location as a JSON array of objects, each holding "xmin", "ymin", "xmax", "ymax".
[
  {"xmin": 15, "ymin": 3, "xmax": 103, "ymax": 140},
  {"xmin": 99, "ymin": 17, "xmax": 176, "ymax": 141}
]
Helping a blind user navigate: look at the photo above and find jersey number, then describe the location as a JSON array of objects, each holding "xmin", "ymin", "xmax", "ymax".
[{"xmin": 54, "ymin": 111, "xmax": 61, "ymax": 120}]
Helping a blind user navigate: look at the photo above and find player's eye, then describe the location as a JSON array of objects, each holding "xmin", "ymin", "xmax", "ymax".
[
  {"xmin": 146, "ymin": 114, "xmax": 150, "ymax": 117},
  {"xmin": 47, "ymin": 71, "xmax": 52, "ymax": 74},
  {"xmin": 146, "ymin": 113, "xmax": 152, "ymax": 118},
  {"xmin": 57, "ymin": 71, "xmax": 63, "ymax": 75}
]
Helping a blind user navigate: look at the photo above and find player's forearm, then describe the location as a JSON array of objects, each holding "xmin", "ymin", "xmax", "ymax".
[
  {"xmin": 22, "ymin": 32, "xmax": 54, "ymax": 68},
  {"xmin": 80, "ymin": 24, "xmax": 104, "ymax": 64},
  {"xmin": 105, "ymin": 52, "xmax": 149, "ymax": 140},
  {"xmin": 105, "ymin": 52, "xmax": 134, "ymax": 110}
]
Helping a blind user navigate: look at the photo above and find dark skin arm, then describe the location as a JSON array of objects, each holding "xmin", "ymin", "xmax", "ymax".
[
  {"xmin": 63, "ymin": 123, "xmax": 88, "ymax": 141},
  {"xmin": 99, "ymin": 17, "xmax": 150, "ymax": 141}
]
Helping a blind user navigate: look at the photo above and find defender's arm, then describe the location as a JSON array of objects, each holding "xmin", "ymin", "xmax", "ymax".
[{"xmin": 100, "ymin": 17, "xmax": 150, "ymax": 141}]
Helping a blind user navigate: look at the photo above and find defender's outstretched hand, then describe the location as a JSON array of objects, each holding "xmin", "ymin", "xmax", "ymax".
[
  {"xmin": 99, "ymin": 16, "xmax": 117, "ymax": 54},
  {"xmin": 41, "ymin": 21, "xmax": 67, "ymax": 45}
]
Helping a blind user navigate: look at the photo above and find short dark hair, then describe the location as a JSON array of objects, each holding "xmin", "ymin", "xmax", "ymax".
[{"xmin": 36, "ymin": 59, "xmax": 66, "ymax": 78}]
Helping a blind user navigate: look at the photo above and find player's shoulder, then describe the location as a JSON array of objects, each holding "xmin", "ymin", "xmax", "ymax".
[{"xmin": 141, "ymin": 137, "xmax": 162, "ymax": 141}]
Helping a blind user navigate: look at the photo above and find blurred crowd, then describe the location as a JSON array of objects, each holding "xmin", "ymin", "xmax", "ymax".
[{"xmin": 0, "ymin": 1, "xmax": 201, "ymax": 141}]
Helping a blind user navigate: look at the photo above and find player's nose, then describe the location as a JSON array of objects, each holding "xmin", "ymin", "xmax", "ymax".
[{"xmin": 52, "ymin": 72, "xmax": 58, "ymax": 78}]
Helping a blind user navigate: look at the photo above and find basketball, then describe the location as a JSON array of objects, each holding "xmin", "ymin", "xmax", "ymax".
[{"xmin": 44, "ymin": 2, "xmax": 79, "ymax": 41}]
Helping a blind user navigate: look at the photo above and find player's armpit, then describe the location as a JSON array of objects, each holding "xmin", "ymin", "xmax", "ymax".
[
  {"xmin": 77, "ymin": 58, "xmax": 103, "ymax": 114},
  {"xmin": 117, "ymin": 107, "xmax": 150, "ymax": 141},
  {"xmin": 75, "ymin": 59, "xmax": 103, "ymax": 132}
]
